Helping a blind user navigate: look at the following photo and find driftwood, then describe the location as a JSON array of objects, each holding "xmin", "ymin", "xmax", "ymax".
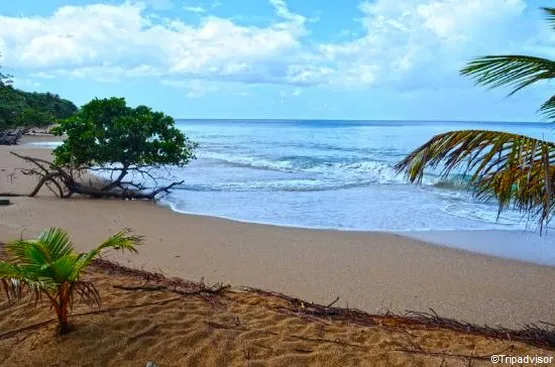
[
  {"xmin": 2, "ymin": 152, "xmax": 183, "ymax": 200},
  {"xmin": 0, "ymin": 129, "xmax": 25, "ymax": 145},
  {"xmin": 113, "ymin": 282, "xmax": 230, "ymax": 297}
]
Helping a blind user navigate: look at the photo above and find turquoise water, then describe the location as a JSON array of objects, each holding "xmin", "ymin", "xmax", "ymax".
[{"xmin": 154, "ymin": 119, "xmax": 554, "ymax": 232}]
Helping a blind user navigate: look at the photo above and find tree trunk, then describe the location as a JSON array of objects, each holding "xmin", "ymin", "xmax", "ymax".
[
  {"xmin": 56, "ymin": 284, "xmax": 71, "ymax": 335},
  {"xmin": 9, "ymin": 152, "xmax": 184, "ymax": 200}
]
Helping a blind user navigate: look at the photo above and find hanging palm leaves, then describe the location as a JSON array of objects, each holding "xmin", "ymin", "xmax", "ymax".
[
  {"xmin": 397, "ymin": 7, "xmax": 555, "ymax": 231},
  {"xmin": 396, "ymin": 130, "xmax": 555, "ymax": 230},
  {"xmin": 460, "ymin": 55, "xmax": 555, "ymax": 96},
  {"xmin": 543, "ymin": 7, "xmax": 555, "ymax": 30}
]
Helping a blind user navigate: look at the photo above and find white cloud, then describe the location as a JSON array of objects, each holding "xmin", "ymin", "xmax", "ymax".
[
  {"xmin": 0, "ymin": 0, "xmax": 549, "ymax": 91},
  {"xmin": 161, "ymin": 78, "xmax": 251, "ymax": 98},
  {"xmin": 13, "ymin": 77, "xmax": 41, "ymax": 89},
  {"xmin": 183, "ymin": 80, "xmax": 218, "ymax": 98},
  {"xmin": 309, "ymin": 0, "xmax": 532, "ymax": 88},
  {"xmin": 269, "ymin": 0, "xmax": 306, "ymax": 30},
  {"xmin": 183, "ymin": 5, "xmax": 206, "ymax": 14},
  {"xmin": 0, "ymin": 1, "xmax": 305, "ymax": 84}
]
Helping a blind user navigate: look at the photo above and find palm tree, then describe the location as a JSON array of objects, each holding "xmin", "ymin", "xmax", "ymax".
[
  {"xmin": 0, "ymin": 227, "xmax": 142, "ymax": 334},
  {"xmin": 396, "ymin": 7, "xmax": 555, "ymax": 232}
]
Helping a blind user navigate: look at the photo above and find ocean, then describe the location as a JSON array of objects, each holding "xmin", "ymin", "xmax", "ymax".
[{"xmin": 157, "ymin": 119, "xmax": 554, "ymax": 233}]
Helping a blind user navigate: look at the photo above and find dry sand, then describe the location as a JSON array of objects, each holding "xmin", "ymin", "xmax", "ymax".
[
  {"xmin": 1, "ymin": 259, "xmax": 552, "ymax": 367},
  {"xmin": 1, "ymin": 137, "xmax": 555, "ymax": 330}
]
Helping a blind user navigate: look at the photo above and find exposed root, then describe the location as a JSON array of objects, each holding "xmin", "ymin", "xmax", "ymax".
[{"xmin": 8, "ymin": 152, "xmax": 183, "ymax": 200}]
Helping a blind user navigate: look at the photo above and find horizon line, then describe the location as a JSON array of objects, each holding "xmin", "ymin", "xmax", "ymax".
[{"xmin": 173, "ymin": 118, "xmax": 545, "ymax": 124}]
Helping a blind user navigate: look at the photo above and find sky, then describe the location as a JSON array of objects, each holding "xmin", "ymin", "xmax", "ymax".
[{"xmin": 0, "ymin": 0, "xmax": 553, "ymax": 121}]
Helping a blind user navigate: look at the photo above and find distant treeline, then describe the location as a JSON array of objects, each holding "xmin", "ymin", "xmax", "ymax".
[{"xmin": 0, "ymin": 84, "xmax": 78, "ymax": 132}]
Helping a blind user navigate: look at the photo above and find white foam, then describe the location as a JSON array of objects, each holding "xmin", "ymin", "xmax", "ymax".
[{"xmin": 27, "ymin": 141, "xmax": 63, "ymax": 148}]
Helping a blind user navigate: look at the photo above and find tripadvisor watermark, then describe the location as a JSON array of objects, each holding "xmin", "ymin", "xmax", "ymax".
[{"xmin": 491, "ymin": 354, "xmax": 553, "ymax": 365}]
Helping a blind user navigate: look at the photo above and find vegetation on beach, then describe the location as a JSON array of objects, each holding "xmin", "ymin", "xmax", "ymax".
[
  {"xmin": 0, "ymin": 227, "xmax": 142, "ymax": 335},
  {"xmin": 0, "ymin": 56, "xmax": 77, "ymax": 145},
  {"xmin": 1, "ymin": 54, "xmax": 196, "ymax": 199},
  {"xmin": 7, "ymin": 97, "xmax": 198, "ymax": 199},
  {"xmin": 51, "ymin": 97, "xmax": 196, "ymax": 169},
  {"xmin": 397, "ymin": 7, "xmax": 555, "ymax": 231}
]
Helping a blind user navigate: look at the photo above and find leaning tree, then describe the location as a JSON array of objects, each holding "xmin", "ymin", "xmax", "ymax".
[{"xmin": 9, "ymin": 97, "xmax": 198, "ymax": 199}]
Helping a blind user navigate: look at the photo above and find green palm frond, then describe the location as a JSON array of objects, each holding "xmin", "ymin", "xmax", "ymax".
[
  {"xmin": 6, "ymin": 228, "xmax": 73, "ymax": 268},
  {"xmin": 37, "ymin": 228, "xmax": 74, "ymax": 261},
  {"xmin": 395, "ymin": 130, "xmax": 555, "ymax": 230},
  {"xmin": 460, "ymin": 55, "xmax": 555, "ymax": 96},
  {"xmin": 543, "ymin": 7, "xmax": 555, "ymax": 29},
  {"xmin": 94, "ymin": 228, "xmax": 142, "ymax": 255},
  {"xmin": 1, "ymin": 228, "xmax": 141, "ymax": 334},
  {"xmin": 5, "ymin": 240, "xmax": 51, "ymax": 267},
  {"xmin": 71, "ymin": 229, "xmax": 142, "ymax": 280},
  {"xmin": 539, "ymin": 95, "xmax": 555, "ymax": 120},
  {"xmin": 6, "ymin": 232, "xmax": 74, "ymax": 284}
]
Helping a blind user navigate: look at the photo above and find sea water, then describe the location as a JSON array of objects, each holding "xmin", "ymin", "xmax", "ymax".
[{"xmin": 158, "ymin": 119, "xmax": 555, "ymax": 233}]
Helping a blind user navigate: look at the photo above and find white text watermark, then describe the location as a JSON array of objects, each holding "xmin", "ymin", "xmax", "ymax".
[{"xmin": 491, "ymin": 354, "xmax": 553, "ymax": 365}]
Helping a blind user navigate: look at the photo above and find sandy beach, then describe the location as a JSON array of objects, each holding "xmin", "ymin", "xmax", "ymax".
[
  {"xmin": 3, "ymin": 258, "xmax": 552, "ymax": 366},
  {"xmin": 2, "ymin": 136, "xmax": 555, "ymax": 329}
]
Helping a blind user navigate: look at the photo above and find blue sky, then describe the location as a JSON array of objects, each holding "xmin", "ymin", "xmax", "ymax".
[{"xmin": 0, "ymin": 0, "xmax": 553, "ymax": 121}]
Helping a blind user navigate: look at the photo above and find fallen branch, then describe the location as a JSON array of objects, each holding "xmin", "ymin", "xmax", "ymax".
[
  {"xmin": 113, "ymin": 282, "xmax": 230, "ymax": 297},
  {"xmin": 9, "ymin": 152, "xmax": 184, "ymax": 200},
  {"xmin": 326, "ymin": 296, "xmax": 340, "ymax": 308},
  {"xmin": 113, "ymin": 285, "xmax": 166, "ymax": 292},
  {"xmin": 0, "ymin": 319, "xmax": 55, "ymax": 341},
  {"xmin": 0, "ymin": 129, "xmax": 25, "ymax": 145}
]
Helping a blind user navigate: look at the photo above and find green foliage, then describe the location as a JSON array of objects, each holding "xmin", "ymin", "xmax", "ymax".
[
  {"xmin": 52, "ymin": 97, "xmax": 197, "ymax": 168},
  {"xmin": 0, "ymin": 86, "xmax": 25, "ymax": 131},
  {"xmin": 397, "ymin": 7, "xmax": 555, "ymax": 231},
  {"xmin": 15, "ymin": 107, "xmax": 54, "ymax": 128},
  {"xmin": 396, "ymin": 130, "xmax": 555, "ymax": 231},
  {"xmin": 459, "ymin": 7, "xmax": 555, "ymax": 121},
  {"xmin": 0, "ymin": 57, "xmax": 77, "ymax": 132},
  {"xmin": 460, "ymin": 55, "xmax": 555, "ymax": 97},
  {"xmin": 543, "ymin": 7, "xmax": 555, "ymax": 29},
  {"xmin": 0, "ymin": 227, "xmax": 142, "ymax": 334},
  {"xmin": 0, "ymin": 87, "xmax": 78, "ymax": 131}
]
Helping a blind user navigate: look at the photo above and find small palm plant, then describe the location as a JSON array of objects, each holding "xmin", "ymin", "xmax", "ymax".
[
  {"xmin": 396, "ymin": 7, "xmax": 555, "ymax": 232},
  {"xmin": 0, "ymin": 227, "xmax": 142, "ymax": 335}
]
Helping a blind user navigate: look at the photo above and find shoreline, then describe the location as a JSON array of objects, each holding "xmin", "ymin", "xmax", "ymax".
[
  {"xmin": 162, "ymin": 200, "xmax": 555, "ymax": 267},
  {"xmin": 2, "ymin": 137, "xmax": 555, "ymax": 328},
  {"xmin": 22, "ymin": 136, "xmax": 546, "ymax": 232}
]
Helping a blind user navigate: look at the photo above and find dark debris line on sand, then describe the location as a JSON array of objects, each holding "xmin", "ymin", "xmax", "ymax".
[
  {"xmin": 1, "ymin": 253, "xmax": 554, "ymax": 354},
  {"xmin": 92, "ymin": 258, "xmax": 555, "ymax": 351}
]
